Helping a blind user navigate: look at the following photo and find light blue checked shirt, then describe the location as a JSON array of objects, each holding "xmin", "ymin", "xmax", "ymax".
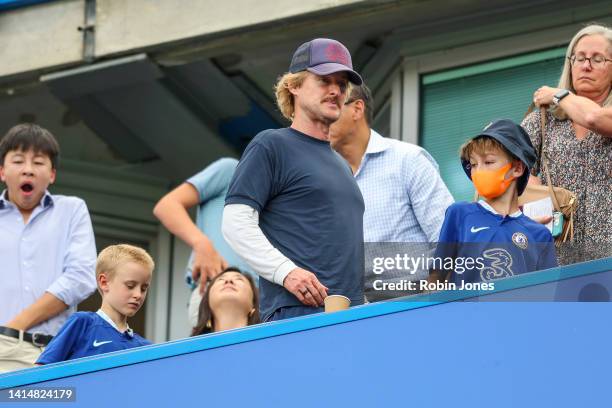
[
  {"xmin": 355, "ymin": 130, "xmax": 454, "ymax": 298},
  {"xmin": 0, "ymin": 191, "xmax": 97, "ymax": 336}
]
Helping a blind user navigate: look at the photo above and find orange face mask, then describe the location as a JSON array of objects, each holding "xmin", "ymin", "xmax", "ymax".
[{"xmin": 471, "ymin": 163, "xmax": 516, "ymax": 199}]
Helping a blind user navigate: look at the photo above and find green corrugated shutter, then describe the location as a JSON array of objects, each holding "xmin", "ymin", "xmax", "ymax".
[{"xmin": 421, "ymin": 48, "xmax": 566, "ymax": 202}]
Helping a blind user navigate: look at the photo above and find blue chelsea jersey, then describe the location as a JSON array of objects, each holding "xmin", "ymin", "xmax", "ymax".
[
  {"xmin": 37, "ymin": 310, "xmax": 151, "ymax": 365},
  {"xmin": 433, "ymin": 201, "xmax": 558, "ymax": 284}
]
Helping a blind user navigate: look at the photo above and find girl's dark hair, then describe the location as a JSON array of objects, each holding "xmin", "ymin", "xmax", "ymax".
[
  {"xmin": 0, "ymin": 124, "xmax": 60, "ymax": 168},
  {"xmin": 191, "ymin": 267, "xmax": 260, "ymax": 336}
]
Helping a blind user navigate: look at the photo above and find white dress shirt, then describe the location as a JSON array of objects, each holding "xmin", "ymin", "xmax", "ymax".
[{"xmin": 0, "ymin": 191, "xmax": 97, "ymax": 336}]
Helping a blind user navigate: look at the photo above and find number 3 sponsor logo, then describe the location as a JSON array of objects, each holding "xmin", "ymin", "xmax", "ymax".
[{"xmin": 480, "ymin": 248, "xmax": 514, "ymax": 281}]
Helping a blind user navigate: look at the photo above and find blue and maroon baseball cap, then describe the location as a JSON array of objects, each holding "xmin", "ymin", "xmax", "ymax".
[{"xmin": 289, "ymin": 38, "xmax": 363, "ymax": 85}]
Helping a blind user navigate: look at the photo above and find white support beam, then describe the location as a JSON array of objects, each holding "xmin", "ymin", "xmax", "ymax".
[
  {"xmin": 168, "ymin": 240, "xmax": 193, "ymax": 341},
  {"xmin": 146, "ymin": 225, "xmax": 193, "ymax": 342},
  {"xmin": 147, "ymin": 228, "xmax": 171, "ymax": 342},
  {"xmin": 389, "ymin": 72, "xmax": 402, "ymax": 141},
  {"xmin": 400, "ymin": 60, "xmax": 419, "ymax": 145}
]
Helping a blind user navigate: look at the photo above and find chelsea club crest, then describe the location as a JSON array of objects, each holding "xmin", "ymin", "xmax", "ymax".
[{"xmin": 512, "ymin": 232, "xmax": 528, "ymax": 249}]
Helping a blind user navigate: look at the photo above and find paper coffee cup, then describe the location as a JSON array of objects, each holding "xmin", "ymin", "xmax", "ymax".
[{"xmin": 324, "ymin": 295, "xmax": 351, "ymax": 313}]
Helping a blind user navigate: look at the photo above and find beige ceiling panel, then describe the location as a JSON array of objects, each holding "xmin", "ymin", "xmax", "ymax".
[
  {"xmin": 95, "ymin": 0, "xmax": 367, "ymax": 56},
  {"xmin": 0, "ymin": 0, "xmax": 84, "ymax": 78}
]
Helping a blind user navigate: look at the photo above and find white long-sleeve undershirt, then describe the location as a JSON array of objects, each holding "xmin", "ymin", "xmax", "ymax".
[{"xmin": 222, "ymin": 204, "xmax": 296, "ymax": 286}]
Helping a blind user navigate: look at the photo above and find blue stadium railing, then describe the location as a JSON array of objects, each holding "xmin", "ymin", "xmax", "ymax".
[{"xmin": 0, "ymin": 256, "xmax": 611, "ymax": 407}]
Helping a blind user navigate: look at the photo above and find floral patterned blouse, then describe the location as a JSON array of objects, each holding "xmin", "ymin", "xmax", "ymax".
[{"xmin": 521, "ymin": 109, "xmax": 611, "ymax": 264}]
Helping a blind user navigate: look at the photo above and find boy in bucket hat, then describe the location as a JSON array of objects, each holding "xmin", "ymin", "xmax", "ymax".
[{"xmin": 429, "ymin": 119, "xmax": 557, "ymax": 286}]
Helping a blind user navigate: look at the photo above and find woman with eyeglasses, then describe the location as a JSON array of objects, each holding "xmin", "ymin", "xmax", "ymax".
[{"xmin": 523, "ymin": 24, "xmax": 612, "ymax": 264}]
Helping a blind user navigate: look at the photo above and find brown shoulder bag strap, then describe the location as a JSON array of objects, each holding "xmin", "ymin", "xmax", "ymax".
[{"xmin": 539, "ymin": 107, "xmax": 562, "ymax": 212}]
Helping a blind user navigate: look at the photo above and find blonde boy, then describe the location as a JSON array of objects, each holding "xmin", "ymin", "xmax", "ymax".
[
  {"xmin": 429, "ymin": 119, "xmax": 557, "ymax": 285},
  {"xmin": 37, "ymin": 245, "xmax": 154, "ymax": 364}
]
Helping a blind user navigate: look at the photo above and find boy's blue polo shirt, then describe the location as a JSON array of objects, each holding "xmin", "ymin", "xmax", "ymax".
[
  {"xmin": 434, "ymin": 201, "xmax": 557, "ymax": 284},
  {"xmin": 36, "ymin": 310, "xmax": 150, "ymax": 364}
]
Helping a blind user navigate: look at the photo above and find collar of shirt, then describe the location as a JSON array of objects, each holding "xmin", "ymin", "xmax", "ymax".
[
  {"xmin": 478, "ymin": 200, "xmax": 522, "ymax": 218},
  {"xmin": 355, "ymin": 129, "xmax": 391, "ymax": 177},
  {"xmin": 365, "ymin": 129, "xmax": 391, "ymax": 155},
  {"xmin": 0, "ymin": 190, "xmax": 54, "ymax": 210},
  {"xmin": 96, "ymin": 309, "xmax": 134, "ymax": 337}
]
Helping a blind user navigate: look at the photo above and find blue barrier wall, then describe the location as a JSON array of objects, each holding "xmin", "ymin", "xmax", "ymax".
[
  {"xmin": 1, "ymin": 257, "xmax": 611, "ymax": 407},
  {"xmin": 0, "ymin": 0, "xmax": 54, "ymax": 11}
]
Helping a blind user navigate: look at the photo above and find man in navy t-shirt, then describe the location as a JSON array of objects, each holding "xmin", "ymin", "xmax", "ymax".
[{"xmin": 223, "ymin": 38, "xmax": 365, "ymax": 321}]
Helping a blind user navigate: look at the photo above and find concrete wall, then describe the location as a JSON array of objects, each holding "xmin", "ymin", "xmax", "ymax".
[
  {"xmin": 0, "ymin": 0, "xmax": 367, "ymax": 80},
  {"xmin": 95, "ymin": 0, "xmax": 367, "ymax": 56},
  {"xmin": 0, "ymin": 0, "xmax": 84, "ymax": 79}
]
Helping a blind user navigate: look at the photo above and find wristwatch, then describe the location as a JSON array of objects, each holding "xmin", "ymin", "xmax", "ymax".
[{"xmin": 552, "ymin": 89, "xmax": 570, "ymax": 106}]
